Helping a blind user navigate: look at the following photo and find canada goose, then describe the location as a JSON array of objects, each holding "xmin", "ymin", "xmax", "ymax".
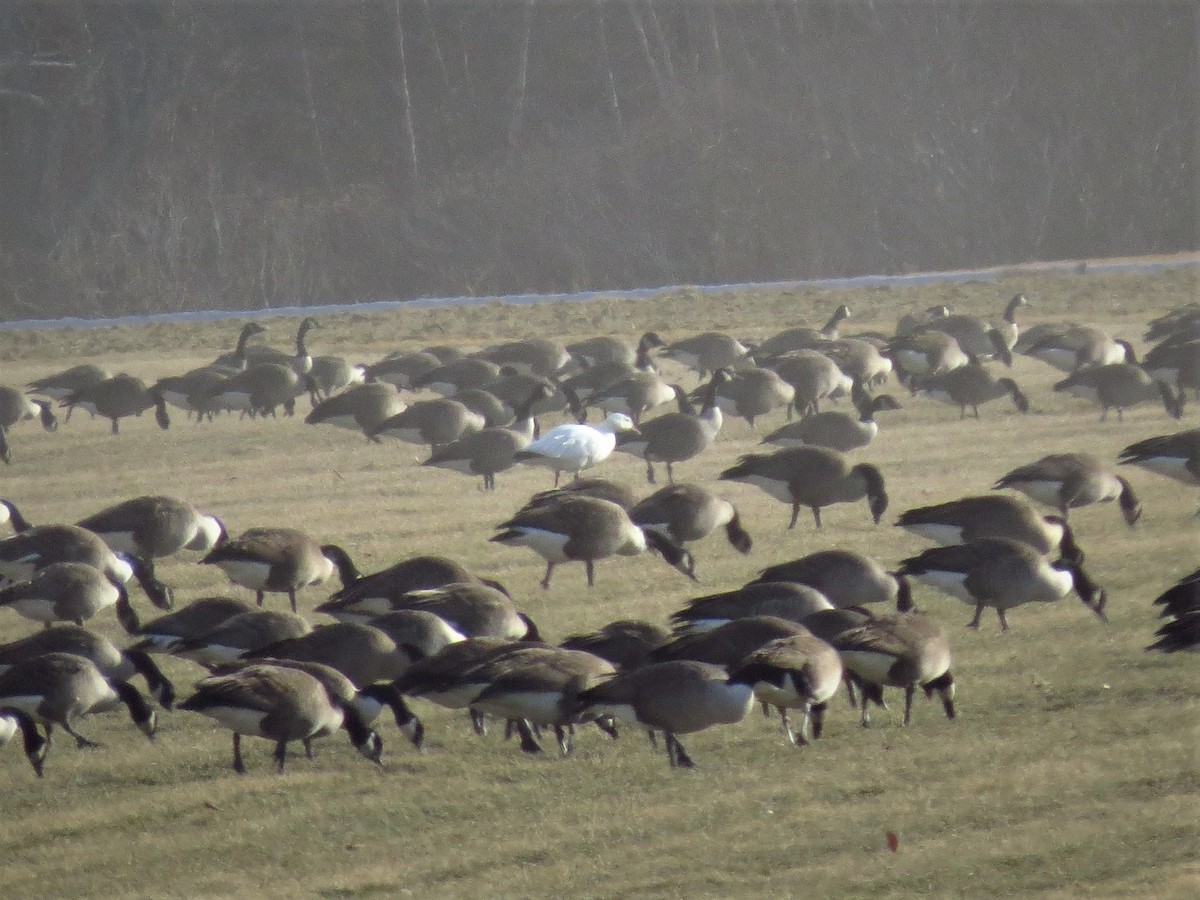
[
  {"xmin": 760, "ymin": 382, "xmax": 901, "ymax": 452},
  {"xmin": 167, "ymin": 610, "xmax": 313, "ymax": 667},
  {"xmin": 450, "ymin": 388, "xmax": 512, "ymax": 427},
  {"xmin": 180, "ymin": 663, "xmax": 383, "ymax": 774},
  {"xmin": 392, "ymin": 638, "xmax": 542, "ymax": 713},
  {"xmin": 563, "ymin": 333, "xmax": 663, "ymax": 402},
  {"xmin": 77, "ymin": 494, "xmax": 227, "ymax": 558},
  {"xmin": 365, "ymin": 609, "xmax": 468, "ymax": 658},
  {"xmin": 204, "ymin": 362, "xmax": 307, "ymax": 418},
  {"xmin": 922, "ymin": 293, "xmax": 1028, "ymax": 356},
  {"xmin": 524, "ymin": 477, "xmax": 638, "ymax": 511},
  {"xmin": 994, "ymin": 453, "xmax": 1142, "ymax": 525},
  {"xmin": 2, "ymin": 498, "xmax": 35, "ymax": 535},
  {"xmin": 570, "ymin": 660, "xmax": 755, "ymax": 768},
  {"xmin": 243, "ymin": 316, "xmax": 319, "ymax": 375},
  {"xmin": 0, "ymin": 562, "xmax": 140, "ymax": 632},
  {"xmin": 1146, "ymin": 569, "xmax": 1200, "ymax": 652},
  {"xmin": 669, "ymin": 582, "xmax": 833, "ymax": 633},
  {"xmin": 886, "ymin": 331, "xmax": 969, "ymax": 385},
  {"xmin": 26, "ymin": 363, "xmax": 112, "ymax": 404},
  {"xmin": 752, "ymin": 549, "xmax": 909, "ymax": 609},
  {"xmin": 200, "ymin": 528, "xmax": 356, "ymax": 612},
  {"xmin": 896, "ymin": 494, "xmax": 1083, "ymax": 561},
  {"xmin": 375, "ymin": 582, "xmax": 539, "ymax": 640},
  {"xmin": 615, "ymin": 369, "xmax": 731, "ymax": 484},
  {"xmin": 586, "ymin": 369, "xmax": 676, "ymax": 426},
  {"xmin": 467, "ymin": 647, "xmax": 617, "ymax": 755},
  {"xmin": 363, "ymin": 351, "xmax": 442, "ymax": 390},
  {"xmin": 1053, "ymin": 364, "xmax": 1183, "ymax": 421},
  {"xmin": 60, "ymin": 375, "xmax": 170, "ymax": 434},
  {"xmin": 719, "ymin": 446, "xmax": 888, "ymax": 529},
  {"xmin": 474, "ymin": 338, "xmax": 569, "ymax": 378},
  {"xmin": 831, "ymin": 613, "xmax": 956, "ymax": 727},
  {"xmin": 308, "ymin": 355, "xmax": 363, "ymax": 400},
  {"xmin": 1118, "ymin": 428, "xmax": 1200, "ymax": 487},
  {"xmin": 1144, "ymin": 339, "xmax": 1200, "ymax": 399},
  {"xmin": 630, "ymin": 483, "xmax": 752, "ymax": 576},
  {"xmin": 0, "ymin": 707, "xmax": 48, "ymax": 777},
  {"xmin": 0, "ymin": 524, "xmax": 174, "ymax": 610},
  {"xmin": 649, "ymin": 615, "xmax": 810, "ymax": 667},
  {"xmin": 305, "ymin": 383, "xmax": 405, "ymax": 438},
  {"xmin": 0, "ymin": 385, "xmax": 57, "ymax": 442},
  {"xmin": 1022, "ymin": 325, "xmax": 1132, "ymax": 372},
  {"xmin": 762, "ymin": 350, "xmax": 851, "ymax": 417},
  {"xmin": 483, "ymin": 371, "xmax": 568, "ymax": 424},
  {"xmin": 1149, "ymin": 567, "xmax": 1199, "ymax": 620},
  {"xmin": 819, "ymin": 338, "xmax": 894, "ymax": 387},
  {"xmin": 753, "ymin": 305, "xmax": 853, "ymax": 358},
  {"xmin": 128, "ymin": 596, "xmax": 255, "ymax": 654},
  {"xmin": 512, "ymin": 412, "xmax": 639, "ymax": 486},
  {"xmin": 916, "ymin": 359, "xmax": 1029, "ymax": 418},
  {"xmin": 210, "ymin": 322, "xmax": 270, "ymax": 373},
  {"xmin": 728, "ymin": 631, "xmax": 844, "ymax": 746},
  {"xmin": 0, "ymin": 625, "xmax": 176, "ymax": 708},
  {"xmin": 0, "ymin": 651, "xmax": 157, "ymax": 747},
  {"xmin": 712, "ymin": 366, "xmax": 795, "ymax": 427},
  {"xmin": 660, "ymin": 332, "xmax": 751, "ymax": 379},
  {"xmin": 560, "ymin": 619, "xmax": 671, "ymax": 670},
  {"xmin": 412, "ymin": 357, "xmax": 503, "ymax": 397},
  {"xmin": 896, "ymin": 538, "xmax": 1107, "ymax": 630},
  {"xmin": 369, "ymin": 398, "xmax": 485, "ymax": 451},
  {"xmin": 1145, "ymin": 304, "xmax": 1200, "ymax": 343},
  {"xmin": 421, "ymin": 386, "xmax": 560, "ymax": 490},
  {"xmin": 315, "ymin": 555, "xmax": 495, "ymax": 622},
  {"xmin": 490, "ymin": 495, "xmax": 695, "ymax": 588},
  {"xmin": 567, "ymin": 331, "xmax": 664, "ymax": 369},
  {"xmin": 153, "ymin": 367, "xmax": 232, "ymax": 421}
]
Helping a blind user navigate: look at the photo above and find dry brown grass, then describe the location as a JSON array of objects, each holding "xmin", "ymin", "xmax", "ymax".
[{"xmin": 0, "ymin": 267, "xmax": 1197, "ymax": 898}]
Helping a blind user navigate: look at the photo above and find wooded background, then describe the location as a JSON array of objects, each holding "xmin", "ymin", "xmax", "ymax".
[{"xmin": 0, "ymin": 1, "xmax": 1195, "ymax": 321}]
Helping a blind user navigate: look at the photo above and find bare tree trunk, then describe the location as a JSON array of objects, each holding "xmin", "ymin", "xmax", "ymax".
[
  {"xmin": 628, "ymin": 3, "xmax": 668, "ymax": 104},
  {"xmin": 420, "ymin": 0, "xmax": 451, "ymax": 89},
  {"xmin": 392, "ymin": 0, "xmax": 420, "ymax": 180},
  {"xmin": 594, "ymin": 0, "xmax": 622, "ymax": 133},
  {"xmin": 296, "ymin": 17, "xmax": 332, "ymax": 191},
  {"xmin": 507, "ymin": 0, "xmax": 534, "ymax": 151}
]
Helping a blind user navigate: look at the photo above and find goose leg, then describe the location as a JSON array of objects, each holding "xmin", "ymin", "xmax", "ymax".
[
  {"xmin": 233, "ymin": 733, "xmax": 247, "ymax": 774},
  {"xmin": 303, "ymin": 738, "xmax": 315, "ymax": 760},
  {"xmin": 646, "ymin": 729, "xmax": 658, "ymax": 750},
  {"xmin": 997, "ymin": 609, "xmax": 1009, "ymax": 632},
  {"xmin": 63, "ymin": 720, "xmax": 101, "ymax": 749},
  {"xmin": 788, "ymin": 501, "xmax": 801, "ymax": 529},
  {"xmin": 967, "ymin": 602, "xmax": 985, "ymax": 629},
  {"xmin": 555, "ymin": 724, "xmax": 573, "ymax": 756},
  {"xmin": 288, "ymin": 590, "xmax": 297, "ymax": 613},
  {"xmin": 274, "ymin": 739, "xmax": 289, "ymax": 773},
  {"xmin": 860, "ymin": 689, "xmax": 872, "ymax": 728},
  {"xmin": 903, "ymin": 685, "xmax": 915, "ymax": 726},
  {"xmin": 540, "ymin": 562, "xmax": 555, "ymax": 589},
  {"xmin": 779, "ymin": 708, "xmax": 796, "ymax": 745},
  {"xmin": 585, "ymin": 560, "xmax": 595, "ymax": 587},
  {"xmin": 255, "ymin": 591, "xmax": 265, "ymax": 607},
  {"xmin": 669, "ymin": 734, "xmax": 695, "ymax": 769},
  {"xmin": 516, "ymin": 719, "xmax": 543, "ymax": 754},
  {"xmin": 471, "ymin": 709, "xmax": 487, "ymax": 736},
  {"xmin": 666, "ymin": 461, "xmax": 675, "ymax": 484},
  {"xmin": 811, "ymin": 506, "xmax": 823, "ymax": 529},
  {"xmin": 811, "ymin": 702, "xmax": 827, "ymax": 739}
]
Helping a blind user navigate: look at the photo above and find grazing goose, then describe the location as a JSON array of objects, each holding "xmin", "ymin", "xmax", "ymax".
[
  {"xmin": 200, "ymin": 528, "xmax": 356, "ymax": 612},
  {"xmin": 0, "ymin": 651, "xmax": 158, "ymax": 748},
  {"xmin": 421, "ymin": 386, "xmax": 554, "ymax": 490},
  {"xmin": 467, "ymin": 647, "xmax": 617, "ymax": 755},
  {"xmin": 392, "ymin": 638, "xmax": 541, "ymax": 714},
  {"xmin": 1021, "ymin": 325, "xmax": 1132, "ymax": 372},
  {"xmin": 365, "ymin": 609, "xmax": 468, "ymax": 658},
  {"xmin": 0, "ymin": 625, "xmax": 176, "ymax": 709},
  {"xmin": 0, "ymin": 562, "xmax": 140, "ymax": 632},
  {"xmin": 243, "ymin": 316, "xmax": 318, "ymax": 375},
  {"xmin": 1149, "ymin": 567, "xmax": 1200, "ymax": 620},
  {"xmin": 490, "ymin": 495, "xmax": 694, "ymax": 588},
  {"xmin": 524, "ymin": 477, "xmax": 639, "ymax": 511},
  {"xmin": 0, "ymin": 524, "xmax": 174, "ymax": 610},
  {"xmin": 719, "ymin": 446, "xmax": 888, "ymax": 529},
  {"xmin": 615, "ymin": 369, "xmax": 731, "ymax": 484},
  {"xmin": 512, "ymin": 412, "xmax": 638, "ymax": 486},
  {"xmin": 896, "ymin": 304, "xmax": 953, "ymax": 337},
  {"xmin": 586, "ymin": 368, "xmax": 676, "ymax": 426},
  {"xmin": 669, "ymin": 582, "xmax": 833, "ymax": 633},
  {"xmin": 60, "ymin": 375, "xmax": 170, "ymax": 434},
  {"xmin": 760, "ymin": 382, "xmax": 901, "ymax": 452},
  {"xmin": 26, "ymin": 363, "xmax": 112, "ymax": 405},
  {"xmin": 896, "ymin": 538, "xmax": 1107, "ymax": 630},
  {"xmin": 411, "ymin": 357, "xmax": 502, "ymax": 397},
  {"xmin": 923, "ymin": 293, "xmax": 1028, "ymax": 357},
  {"xmin": 450, "ymin": 388, "xmax": 512, "ymax": 428},
  {"xmin": 314, "ymin": 555, "xmax": 492, "ymax": 622},
  {"xmin": 567, "ymin": 331, "xmax": 664, "ymax": 369},
  {"xmin": 629, "ymin": 483, "xmax": 752, "ymax": 576},
  {"xmin": 1146, "ymin": 569, "xmax": 1200, "ymax": 652},
  {"xmin": 916, "ymin": 359, "xmax": 1029, "ymax": 418},
  {"xmin": 368, "ymin": 398, "xmax": 485, "ymax": 452},
  {"xmin": 373, "ymin": 583, "xmax": 539, "ymax": 641},
  {"xmin": 563, "ymin": 335, "xmax": 664, "ymax": 407},
  {"xmin": 308, "ymin": 354, "xmax": 363, "ymax": 401},
  {"xmin": 728, "ymin": 632, "xmax": 844, "ymax": 746},
  {"xmin": 994, "ymin": 453, "xmax": 1142, "ymax": 525},
  {"xmin": 180, "ymin": 664, "xmax": 383, "ymax": 774},
  {"xmin": 474, "ymin": 338, "xmax": 569, "ymax": 378},
  {"xmin": 819, "ymin": 338, "xmax": 894, "ymax": 387},
  {"xmin": 660, "ymin": 332, "xmax": 751, "ymax": 378},
  {"xmin": 648, "ymin": 616, "xmax": 810, "ymax": 667},
  {"xmin": 128, "ymin": 596, "xmax": 255, "ymax": 654},
  {"xmin": 363, "ymin": 351, "xmax": 442, "ymax": 390},
  {"xmin": 895, "ymin": 494, "xmax": 1083, "ymax": 561},
  {"xmin": 711, "ymin": 366, "xmax": 795, "ymax": 427},
  {"xmin": 0, "ymin": 707, "xmax": 48, "ymax": 777},
  {"xmin": 1118, "ymin": 430, "xmax": 1200, "ymax": 510},
  {"xmin": 483, "ymin": 371, "xmax": 568, "ymax": 424},
  {"xmin": 0, "ymin": 385, "xmax": 57, "ymax": 448},
  {"xmin": 560, "ymin": 619, "xmax": 671, "ymax": 670},
  {"xmin": 752, "ymin": 549, "xmax": 908, "ymax": 609},
  {"xmin": 203, "ymin": 362, "xmax": 307, "ymax": 418},
  {"xmin": 886, "ymin": 331, "xmax": 969, "ymax": 384},
  {"xmin": 1053, "ymin": 364, "xmax": 1183, "ymax": 421},
  {"xmin": 210, "ymin": 322, "xmax": 270, "ymax": 373},
  {"xmin": 761, "ymin": 351, "xmax": 850, "ymax": 417},
  {"xmin": 76, "ymin": 494, "xmax": 227, "ymax": 558},
  {"xmin": 831, "ymin": 613, "xmax": 956, "ymax": 727},
  {"xmin": 153, "ymin": 367, "xmax": 233, "ymax": 421},
  {"xmin": 753, "ymin": 305, "xmax": 853, "ymax": 358},
  {"xmin": 569, "ymin": 660, "xmax": 755, "ymax": 768},
  {"xmin": 167, "ymin": 610, "xmax": 313, "ymax": 667},
  {"xmin": 305, "ymin": 383, "xmax": 405, "ymax": 438}
]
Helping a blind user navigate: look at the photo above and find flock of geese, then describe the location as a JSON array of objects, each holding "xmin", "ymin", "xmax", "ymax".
[{"xmin": 0, "ymin": 294, "xmax": 1197, "ymax": 777}]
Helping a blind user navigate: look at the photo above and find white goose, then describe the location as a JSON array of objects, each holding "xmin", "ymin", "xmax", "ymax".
[{"xmin": 512, "ymin": 412, "xmax": 638, "ymax": 486}]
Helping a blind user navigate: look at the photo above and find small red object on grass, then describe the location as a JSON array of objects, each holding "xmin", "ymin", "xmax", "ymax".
[{"xmin": 886, "ymin": 831, "xmax": 899, "ymax": 853}]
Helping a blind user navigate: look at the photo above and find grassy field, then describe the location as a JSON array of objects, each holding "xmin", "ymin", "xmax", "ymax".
[{"xmin": 0, "ymin": 265, "xmax": 1197, "ymax": 898}]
